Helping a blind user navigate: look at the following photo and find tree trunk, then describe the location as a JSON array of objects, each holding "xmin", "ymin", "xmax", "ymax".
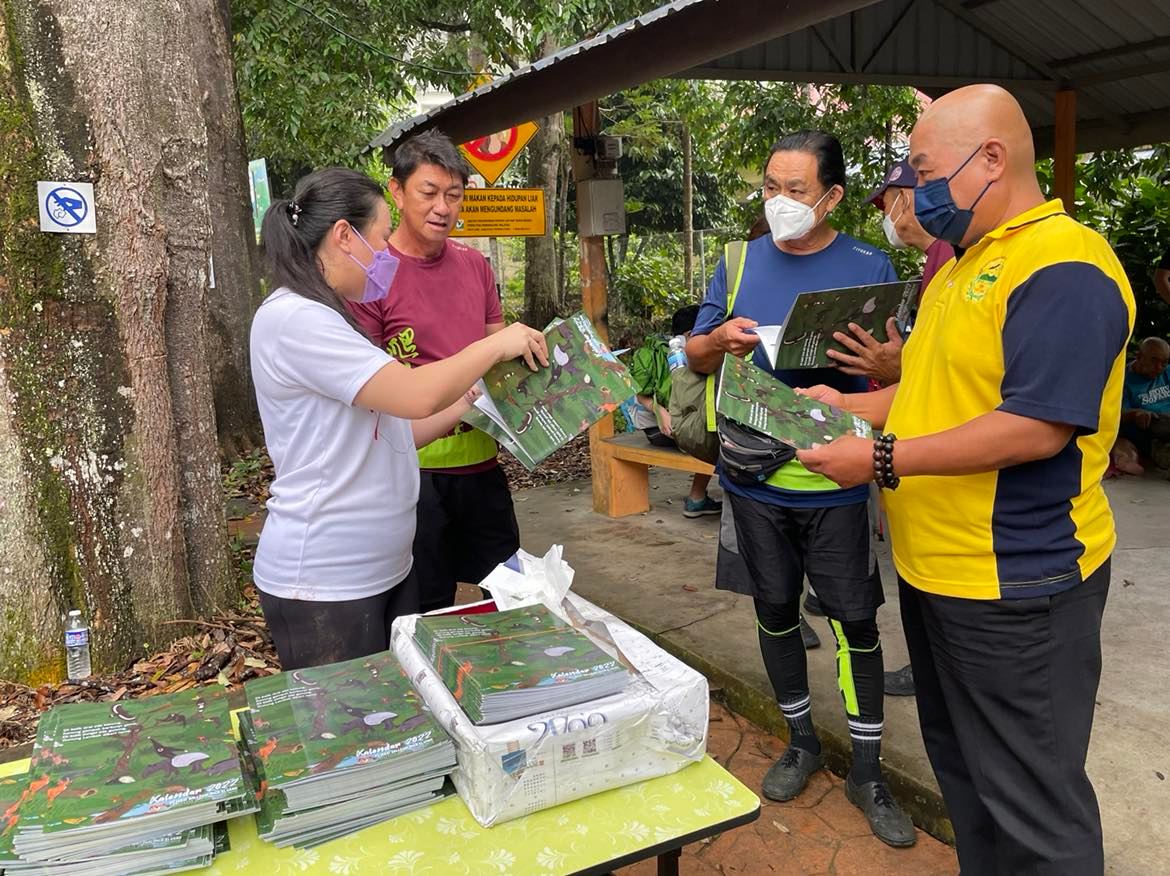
[
  {"xmin": 0, "ymin": 0, "xmax": 239, "ymax": 680},
  {"xmin": 682, "ymin": 123, "xmax": 694, "ymax": 300},
  {"xmin": 522, "ymin": 35, "xmax": 563, "ymax": 330},
  {"xmin": 556, "ymin": 148, "xmax": 570, "ymax": 308},
  {"xmin": 191, "ymin": 1, "xmax": 264, "ymax": 458}
]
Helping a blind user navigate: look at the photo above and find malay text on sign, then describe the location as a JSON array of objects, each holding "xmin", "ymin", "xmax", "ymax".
[{"xmin": 452, "ymin": 188, "xmax": 546, "ymax": 238}]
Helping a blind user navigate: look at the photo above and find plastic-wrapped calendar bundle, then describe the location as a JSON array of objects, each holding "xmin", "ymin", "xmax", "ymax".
[{"xmin": 391, "ymin": 546, "xmax": 709, "ymax": 827}]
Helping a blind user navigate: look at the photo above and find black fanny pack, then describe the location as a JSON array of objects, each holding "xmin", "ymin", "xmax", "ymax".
[{"xmin": 716, "ymin": 417, "xmax": 796, "ymax": 486}]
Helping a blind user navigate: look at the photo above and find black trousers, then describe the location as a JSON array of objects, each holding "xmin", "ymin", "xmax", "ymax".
[
  {"xmin": 259, "ymin": 573, "xmax": 419, "ymax": 670},
  {"xmin": 413, "ymin": 466, "xmax": 520, "ymax": 613},
  {"xmin": 900, "ymin": 561, "xmax": 1110, "ymax": 876}
]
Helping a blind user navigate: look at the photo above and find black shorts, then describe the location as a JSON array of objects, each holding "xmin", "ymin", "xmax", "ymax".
[
  {"xmin": 414, "ymin": 466, "xmax": 520, "ymax": 612},
  {"xmin": 724, "ymin": 493, "xmax": 883, "ymax": 622}
]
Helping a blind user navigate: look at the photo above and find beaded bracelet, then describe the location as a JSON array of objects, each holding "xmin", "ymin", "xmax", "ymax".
[{"xmin": 873, "ymin": 433, "xmax": 900, "ymax": 490}]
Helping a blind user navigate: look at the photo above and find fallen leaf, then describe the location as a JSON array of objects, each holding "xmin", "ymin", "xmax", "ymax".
[
  {"xmin": 243, "ymin": 657, "xmax": 267, "ymax": 669},
  {"xmin": 682, "ymin": 584, "xmax": 699, "ymax": 592}
]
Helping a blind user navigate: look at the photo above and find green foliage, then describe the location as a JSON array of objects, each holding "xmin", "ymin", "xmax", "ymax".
[
  {"xmin": 610, "ymin": 235, "xmax": 691, "ymax": 324},
  {"xmin": 1038, "ymin": 146, "xmax": 1170, "ymax": 341},
  {"xmin": 224, "ymin": 450, "xmax": 266, "ymax": 494},
  {"xmin": 1099, "ymin": 172, "xmax": 1170, "ymax": 342},
  {"xmin": 231, "ymin": 0, "xmax": 656, "ymax": 193}
]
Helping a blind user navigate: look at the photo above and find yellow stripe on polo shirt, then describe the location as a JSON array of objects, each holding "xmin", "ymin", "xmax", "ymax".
[{"xmin": 882, "ymin": 200, "xmax": 1134, "ymax": 600}]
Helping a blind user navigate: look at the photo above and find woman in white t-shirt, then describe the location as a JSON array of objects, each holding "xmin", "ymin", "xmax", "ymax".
[{"xmin": 250, "ymin": 167, "xmax": 547, "ymax": 669}]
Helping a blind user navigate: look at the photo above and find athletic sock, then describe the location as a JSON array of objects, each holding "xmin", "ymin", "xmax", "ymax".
[
  {"xmin": 848, "ymin": 714, "xmax": 883, "ymax": 784},
  {"xmin": 779, "ymin": 694, "xmax": 821, "ymax": 756},
  {"xmin": 829, "ymin": 617, "xmax": 885, "ymax": 784},
  {"xmin": 755, "ymin": 598, "xmax": 820, "ymax": 756}
]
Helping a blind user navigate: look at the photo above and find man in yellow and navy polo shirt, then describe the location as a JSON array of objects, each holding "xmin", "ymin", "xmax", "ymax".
[{"xmin": 798, "ymin": 85, "xmax": 1133, "ymax": 875}]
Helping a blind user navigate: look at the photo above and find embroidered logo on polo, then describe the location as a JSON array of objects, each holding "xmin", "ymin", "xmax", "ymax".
[{"xmin": 965, "ymin": 257, "xmax": 1005, "ymax": 302}]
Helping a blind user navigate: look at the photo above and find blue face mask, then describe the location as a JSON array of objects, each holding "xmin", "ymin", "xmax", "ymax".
[{"xmin": 914, "ymin": 146, "xmax": 993, "ymax": 246}]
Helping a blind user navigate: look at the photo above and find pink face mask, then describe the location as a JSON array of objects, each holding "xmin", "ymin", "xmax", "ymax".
[{"xmin": 347, "ymin": 225, "xmax": 399, "ymax": 303}]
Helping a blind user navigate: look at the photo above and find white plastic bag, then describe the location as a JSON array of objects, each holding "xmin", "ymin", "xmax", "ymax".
[{"xmin": 391, "ymin": 548, "xmax": 708, "ymax": 827}]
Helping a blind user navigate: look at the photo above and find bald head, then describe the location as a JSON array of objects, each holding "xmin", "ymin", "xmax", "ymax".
[
  {"xmin": 1134, "ymin": 336, "xmax": 1170, "ymax": 379},
  {"xmin": 915, "ymin": 85, "xmax": 1036, "ymax": 171},
  {"xmin": 909, "ymin": 84, "xmax": 1046, "ymax": 247}
]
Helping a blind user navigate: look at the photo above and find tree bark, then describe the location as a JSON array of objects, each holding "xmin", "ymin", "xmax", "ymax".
[
  {"xmin": 190, "ymin": 1, "xmax": 264, "ymax": 458},
  {"xmin": 556, "ymin": 148, "xmax": 571, "ymax": 308},
  {"xmin": 0, "ymin": 0, "xmax": 238, "ymax": 680},
  {"xmin": 522, "ymin": 35, "xmax": 563, "ymax": 330}
]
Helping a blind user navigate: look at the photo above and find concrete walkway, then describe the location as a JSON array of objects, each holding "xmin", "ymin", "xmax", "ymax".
[{"xmin": 513, "ymin": 470, "xmax": 1170, "ymax": 876}]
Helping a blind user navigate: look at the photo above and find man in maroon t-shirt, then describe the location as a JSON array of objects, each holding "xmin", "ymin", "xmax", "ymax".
[{"xmin": 350, "ymin": 130, "xmax": 518, "ymax": 613}]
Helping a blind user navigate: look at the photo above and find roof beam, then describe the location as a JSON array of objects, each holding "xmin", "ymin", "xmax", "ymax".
[
  {"xmin": 859, "ymin": 0, "xmax": 918, "ymax": 72},
  {"xmin": 1072, "ymin": 58, "xmax": 1170, "ymax": 88},
  {"xmin": 1033, "ymin": 106, "xmax": 1170, "ymax": 156},
  {"xmin": 682, "ymin": 66, "xmax": 1059, "ymax": 92},
  {"xmin": 1051, "ymin": 35, "xmax": 1170, "ymax": 70},
  {"xmin": 810, "ymin": 23, "xmax": 854, "ymax": 73},
  {"xmin": 372, "ymin": 0, "xmax": 883, "ymax": 152},
  {"xmin": 934, "ymin": 0, "xmax": 1128, "ymax": 129}
]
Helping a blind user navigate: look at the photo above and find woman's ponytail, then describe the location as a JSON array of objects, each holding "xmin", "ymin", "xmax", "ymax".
[{"xmin": 259, "ymin": 169, "xmax": 385, "ymax": 339}]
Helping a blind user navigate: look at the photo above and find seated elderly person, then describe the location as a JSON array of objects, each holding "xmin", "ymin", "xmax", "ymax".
[{"xmin": 1111, "ymin": 336, "xmax": 1170, "ymax": 474}]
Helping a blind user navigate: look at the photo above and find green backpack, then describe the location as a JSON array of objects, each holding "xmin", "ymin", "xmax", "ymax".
[{"xmin": 668, "ymin": 240, "xmax": 749, "ymax": 464}]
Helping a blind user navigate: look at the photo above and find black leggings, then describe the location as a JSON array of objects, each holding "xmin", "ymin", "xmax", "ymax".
[
  {"xmin": 258, "ymin": 573, "xmax": 419, "ymax": 670},
  {"xmin": 755, "ymin": 597, "xmax": 884, "ymax": 720}
]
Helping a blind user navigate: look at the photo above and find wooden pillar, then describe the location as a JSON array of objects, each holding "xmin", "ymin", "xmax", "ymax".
[
  {"xmin": 1054, "ymin": 89, "xmax": 1077, "ymax": 218},
  {"xmin": 573, "ymin": 101, "xmax": 617, "ymax": 513},
  {"xmin": 572, "ymin": 101, "xmax": 609, "ymax": 343}
]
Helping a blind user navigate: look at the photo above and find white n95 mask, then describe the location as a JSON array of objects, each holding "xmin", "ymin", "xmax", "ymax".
[{"xmin": 765, "ymin": 189, "xmax": 831, "ymax": 242}]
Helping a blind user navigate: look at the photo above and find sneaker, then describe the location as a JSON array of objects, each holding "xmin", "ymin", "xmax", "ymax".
[
  {"xmin": 761, "ymin": 746, "xmax": 823, "ymax": 802},
  {"xmin": 803, "ymin": 591, "xmax": 825, "ymax": 617},
  {"xmin": 800, "ymin": 615, "xmax": 821, "ymax": 650},
  {"xmin": 683, "ymin": 496, "xmax": 723, "ymax": 518},
  {"xmin": 883, "ymin": 664, "xmax": 916, "ymax": 697},
  {"xmin": 845, "ymin": 774, "xmax": 917, "ymax": 848}
]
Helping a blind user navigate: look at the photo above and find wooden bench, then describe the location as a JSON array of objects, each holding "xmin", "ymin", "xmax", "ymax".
[{"xmin": 592, "ymin": 430, "xmax": 714, "ymax": 518}]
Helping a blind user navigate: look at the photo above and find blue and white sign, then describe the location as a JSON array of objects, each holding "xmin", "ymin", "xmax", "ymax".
[{"xmin": 37, "ymin": 181, "xmax": 97, "ymax": 234}]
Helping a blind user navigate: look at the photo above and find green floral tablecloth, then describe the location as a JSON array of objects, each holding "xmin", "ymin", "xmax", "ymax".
[{"xmin": 0, "ymin": 752, "xmax": 758, "ymax": 875}]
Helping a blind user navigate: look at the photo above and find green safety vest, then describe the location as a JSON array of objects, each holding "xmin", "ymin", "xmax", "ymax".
[
  {"xmin": 417, "ymin": 423, "xmax": 498, "ymax": 470},
  {"xmin": 707, "ymin": 240, "xmax": 840, "ymax": 493}
]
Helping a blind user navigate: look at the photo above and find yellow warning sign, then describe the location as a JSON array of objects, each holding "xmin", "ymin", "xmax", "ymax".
[
  {"xmin": 460, "ymin": 121, "xmax": 540, "ymax": 186},
  {"xmin": 452, "ymin": 188, "xmax": 546, "ymax": 238}
]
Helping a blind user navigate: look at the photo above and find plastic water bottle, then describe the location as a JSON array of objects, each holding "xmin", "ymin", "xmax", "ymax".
[
  {"xmin": 667, "ymin": 335, "xmax": 688, "ymax": 371},
  {"xmin": 65, "ymin": 610, "xmax": 91, "ymax": 680}
]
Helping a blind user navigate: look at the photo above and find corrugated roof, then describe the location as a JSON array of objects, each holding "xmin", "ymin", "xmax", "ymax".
[{"xmin": 372, "ymin": 0, "xmax": 1170, "ymax": 156}]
